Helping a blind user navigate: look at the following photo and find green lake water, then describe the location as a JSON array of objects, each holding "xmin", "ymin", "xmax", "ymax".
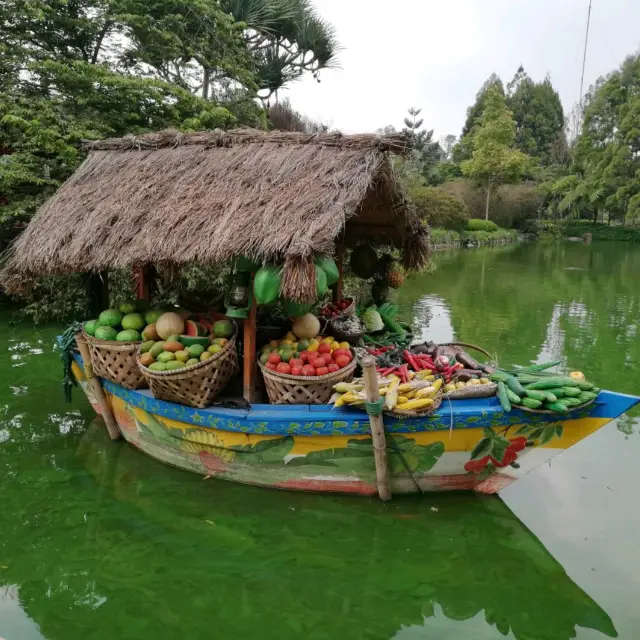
[{"xmin": 1, "ymin": 241, "xmax": 639, "ymax": 640}]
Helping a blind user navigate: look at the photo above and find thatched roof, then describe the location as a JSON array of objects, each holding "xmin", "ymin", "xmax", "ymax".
[{"xmin": 1, "ymin": 128, "xmax": 430, "ymax": 301}]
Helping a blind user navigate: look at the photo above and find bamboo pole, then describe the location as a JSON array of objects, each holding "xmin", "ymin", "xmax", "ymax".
[
  {"xmin": 362, "ymin": 356, "xmax": 391, "ymax": 501},
  {"xmin": 75, "ymin": 333, "xmax": 121, "ymax": 441},
  {"xmin": 243, "ymin": 276, "xmax": 258, "ymax": 403}
]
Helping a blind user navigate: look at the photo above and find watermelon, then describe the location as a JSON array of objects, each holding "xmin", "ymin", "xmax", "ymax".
[{"xmin": 282, "ymin": 299, "xmax": 313, "ymax": 318}]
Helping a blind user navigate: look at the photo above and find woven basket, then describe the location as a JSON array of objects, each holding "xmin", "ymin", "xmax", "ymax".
[
  {"xmin": 385, "ymin": 393, "xmax": 442, "ymax": 419},
  {"xmin": 328, "ymin": 318, "xmax": 366, "ymax": 345},
  {"xmin": 81, "ymin": 329, "xmax": 146, "ymax": 390},
  {"xmin": 259, "ymin": 354, "xmax": 357, "ymax": 405},
  {"xmin": 444, "ymin": 383, "xmax": 497, "ymax": 400},
  {"xmin": 138, "ymin": 334, "xmax": 238, "ymax": 408}
]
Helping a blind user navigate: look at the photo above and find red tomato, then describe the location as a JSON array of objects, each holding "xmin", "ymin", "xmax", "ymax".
[
  {"xmin": 301, "ymin": 364, "xmax": 316, "ymax": 376},
  {"xmin": 315, "ymin": 366, "xmax": 329, "ymax": 376},
  {"xmin": 318, "ymin": 343, "xmax": 331, "ymax": 354},
  {"xmin": 290, "ymin": 366, "xmax": 303, "ymax": 376},
  {"xmin": 299, "ymin": 351, "xmax": 310, "ymax": 363},
  {"xmin": 276, "ymin": 362, "xmax": 291, "ymax": 375},
  {"xmin": 332, "ymin": 348, "xmax": 349, "ymax": 359},
  {"xmin": 268, "ymin": 353, "xmax": 281, "ymax": 365},
  {"xmin": 316, "ymin": 353, "xmax": 332, "ymax": 366},
  {"xmin": 266, "ymin": 362, "xmax": 278, "ymax": 371},
  {"xmin": 327, "ymin": 363, "xmax": 339, "ymax": 373},
  {"xmin": 289, "ymin": 358, "xmax": 303, "ymax": 369},
  {"xmin": 334, "ymin": 354, "xmax": 351, "ymax": 369}
]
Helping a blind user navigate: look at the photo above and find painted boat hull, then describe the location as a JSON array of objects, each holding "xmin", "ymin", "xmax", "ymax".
[{"xmin": 72, "ymin": 357, "xmax": 639, "ymax": 495}]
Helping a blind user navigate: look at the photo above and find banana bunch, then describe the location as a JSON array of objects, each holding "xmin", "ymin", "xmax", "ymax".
[{"xmin": 332, "ymin": 375, "xmax": 442, "ymax": 411}]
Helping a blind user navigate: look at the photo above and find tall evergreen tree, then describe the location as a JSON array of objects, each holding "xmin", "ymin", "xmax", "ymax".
[{"xmin": 461, "ymin": 87, "xmax": 530, "ymax": 220}]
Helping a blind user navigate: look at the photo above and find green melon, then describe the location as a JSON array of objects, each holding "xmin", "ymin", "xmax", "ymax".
[
  {"xmin": 116, "ymin": 329, "xmax": 141, "ymax": 342},
  {"xmin": 84, "ymin": 319, "xmax": 99, "ymax": 336},
  {"xmin": 119, "ymin": 300, "xmax": 137, "ymax": 315},
  {"xmin": 121, "ymin": 312, "xmax": 145, "ymax": 331},
  {"xmin": 145, "ymin": 309, "xmax": 165, "ymax": 324},
  {"xmin": 98, "ymin": 309, "xmax": 123, "ymax": 327},
  {"xmin": 213, "ymin": 320, "xmax": 234, "ymax": 338},
  {"xmin": 95, "ymin": 326, "xmax": 118, "ymax": 341}
]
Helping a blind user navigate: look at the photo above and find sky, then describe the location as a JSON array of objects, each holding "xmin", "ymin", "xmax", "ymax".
[{"xmin": 284, "ymin": 0, "xmax": 640, "ymax": 141}]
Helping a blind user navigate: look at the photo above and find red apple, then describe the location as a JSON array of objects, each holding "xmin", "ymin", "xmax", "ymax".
[
  {"xmin": 315, "ymin": 366, "xmax": 329, "ymax": 376},
  {"xmin": 276, "ymin": 362, "xmax": 291, "ymax": 375},
  {"xmin": 327, "ymin": 363, "xmax": 339, "ymax": 373},
  {"xmin": 268, "ymin": 353, "xmax": 281, "ymax": 365},
  {"xmin": 301, "ymin": 364, "xmax": 316, "ymax": 376}
]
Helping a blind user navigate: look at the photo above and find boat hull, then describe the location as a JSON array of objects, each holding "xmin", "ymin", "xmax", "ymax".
[{"xmin": 72, "ymin": 358, "xmax": 639, "ymax": 495}]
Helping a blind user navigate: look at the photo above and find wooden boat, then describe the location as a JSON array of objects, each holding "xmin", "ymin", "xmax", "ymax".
[
  {"xmin": 5, "ymin": 127, "xmax": 638, "ymax": 497},
  {"xmin": 71, "ymin": 355, "xmax": 639, "ymax": 495}
]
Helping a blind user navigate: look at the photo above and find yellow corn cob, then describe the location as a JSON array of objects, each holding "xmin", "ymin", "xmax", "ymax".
[
  {"xmin": 415, "ymin": 371, "xmax": 435, "ymax": 381},
  {"xmin": 397, "ymin": 382, "xmax": 414, "ymax": 393},
  {"xmin": 385, "ymin": 377, "xmax": 400, "ymax": 410},
  {"xmin": 395, "ymin": 398, "xmax": 434, "ymax": 411},
  {"xmin": 333, "ymin": 382, "xmax": 364, "ymax": 393},
  {"xmin": 431, "ymin": 378, "xmax": 443, "ymax": 392},
  {"xmin": 397, "ymin": 395, "xmax": 409, "ymax": 405},
  {"xmin": 404, "ymin": 390, "xmax": 416, "ymax": 399},
  {"xmin": 415, "ymin": 385, "xmax": 436, "ymax": 398}
]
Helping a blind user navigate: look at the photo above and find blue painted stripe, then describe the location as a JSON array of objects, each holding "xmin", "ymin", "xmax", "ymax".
[{"xmin": 73, "ymin": 352, "xmax": 639, "ymax": 436}]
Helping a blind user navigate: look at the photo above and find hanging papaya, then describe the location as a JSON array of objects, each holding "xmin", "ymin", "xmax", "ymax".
[
  {"xmin": 315, "ymin": 255, "xmax": 339, "ymax": 286},
  {"xmin": 253, "ymin": 266, "xmax": 281, "ymax": 304},
  {"xmin": 316, "ymin": 266, "xmax": 328, "ymax": 297}
]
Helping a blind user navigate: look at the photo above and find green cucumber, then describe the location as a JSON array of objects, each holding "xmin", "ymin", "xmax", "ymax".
[
  {"xmin": 563, "ymin": 397, "xmax": 584, "ymax": 407},
  {"xmin": 544, "ymin": 401, "xmax": 569, "ymax": 413},
  {"xmin": 560, "ymin": 386, "xmax": 581, "ymax": 397},
  {"xmin": 506, "ymin": 388, "xmax": 521, "ymax": 404},
  {"xmin": 525, "ymin": 378, "xmax": 570, "ymax": 390},
  {"xmin": 525, "ymin": 389, "xmax": 557, "ymax": 403},
  {"xmin": 505, "ymin": 375, "xmax": 527, "ymax": 396},
  {"xmin": 520, "ymin": 397, "xmax": 542, "ymax": 409},
  {"xmin": 497, "ymin": 381, "xmax": 512, "ymax": 412}
]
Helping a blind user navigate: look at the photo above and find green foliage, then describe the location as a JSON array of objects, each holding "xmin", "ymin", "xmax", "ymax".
[
  {"xmin": 461, "ymin": 87, "xmax": 531, "ymax": 219},
  {"xmin": 461, "ymin": 229, "xmax": 518, "ymax": 245},
  {"xmin": 409, "ymin": 186, "xmax": 469, "ymax": 231},
  {"xmin": 507, "ymin": 67, "xmax": 567, "ymax": 166},
  {"xmin": 467, "ymin": 219, "xmax": 498, "ymax": 232},
  {"xmin": 558, "ymin": 53, "xmax": 640, "ymax": 224},
  {"xmin": 561, "ymin": 223, "xmax": 640, "ymax": 242}
]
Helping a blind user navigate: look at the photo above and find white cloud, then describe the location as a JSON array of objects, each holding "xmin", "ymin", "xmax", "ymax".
[{"xmin": 284, "ymin": 0, "xmax": 640, "ymax": 137}]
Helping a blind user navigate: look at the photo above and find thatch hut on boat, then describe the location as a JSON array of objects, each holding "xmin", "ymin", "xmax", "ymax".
[{"xmin": 1, "ymin": 128, "xmax": 430, "ymax": 300}]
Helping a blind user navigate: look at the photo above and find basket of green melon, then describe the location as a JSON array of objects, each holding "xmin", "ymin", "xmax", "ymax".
[
  {"xmin": 136, "ymin": 313, "xmax": 238, "ymax": 408},
  {"xmin": 81, "ymin": 301, "xmax": 168, "ymax": 390}
]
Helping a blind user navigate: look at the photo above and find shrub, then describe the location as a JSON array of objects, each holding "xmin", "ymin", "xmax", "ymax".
[
  {"xmin": 562, "ymin": 223, "xmax": 640, "ymax": 242},
  {"xmin": 410, "ymin": 186, "xmax": 469, "ymax": 231},
  {"xmin": 440, "ymin": 179, "xmax": 542, "ymax": 228},
  {"xmin": 430, "ymin": 228, "xmax": 461, "ymax": 246},
  {"xmin": 467, "ymin": 219, "xmax": 498, "ymax": 232}
]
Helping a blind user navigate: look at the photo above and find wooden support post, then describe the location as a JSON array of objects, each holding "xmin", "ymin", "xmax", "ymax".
[
  {"xmin": 333, "ymin": 242, "xmax": 344, "ymax": 302},
  {"xmin": 134, "ymin": 265, "xmax": 152, "ymax": 301},
  {"xmin": 75, "ymin": 333, "xmax": 121, "ymax": 441},
  {"xmin": 243, "ymin": 278, "xmax": 258, "ymax": 403},
  {"xmin": 362, "ymin": 356, "xmax": 391, "ymax": 501}
]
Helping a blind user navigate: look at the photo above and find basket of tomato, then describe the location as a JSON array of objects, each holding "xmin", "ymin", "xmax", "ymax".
[{"xmin": 258, "ymin": 338, "xmax": 357, "ymax": 405}]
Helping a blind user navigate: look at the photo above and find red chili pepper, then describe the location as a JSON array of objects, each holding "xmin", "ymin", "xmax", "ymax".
[{"xmin": 403, "ymin": 350, "xmax": 418, "ymax": 372}]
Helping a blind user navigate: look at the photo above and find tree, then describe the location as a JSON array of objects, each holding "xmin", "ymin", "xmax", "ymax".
[
  {"xmin": 440, "ymin": 134, "xmax": 457, "ymax": 160},
  {"xmin": 461, "ymin": 87, "xmax": 530, "ymax": 220},
  {"xmin": 461, "ymin": 73, "xmax": 505, "ymax": 138},
  {"xmin": 506, "ymin": 67, "xmax": 567, "ymax": 166},
  {"xmin": 554, "ymin": 53, "xmax": 640, "ymax": 225},
  {"xmin": 220, "ymin": 0, "xmax": 340, "ymax": 101}
]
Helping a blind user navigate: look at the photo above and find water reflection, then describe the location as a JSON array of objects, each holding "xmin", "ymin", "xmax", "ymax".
[
  {"xmin": 0, "ymin": 423, "xmax": 618, "ymax": 640},
  {"xmin": 398, "ymin": 242, "xmax": 640, "ymax": 400}
]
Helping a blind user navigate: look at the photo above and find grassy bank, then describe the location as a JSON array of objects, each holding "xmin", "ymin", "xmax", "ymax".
[
  {"xmin": 560, "ymin": 223, "xmax": 640, "ymax": 242},
  {"xmin": 431, "ymin": 228, "xmax": 519, "ymax": 248}
]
